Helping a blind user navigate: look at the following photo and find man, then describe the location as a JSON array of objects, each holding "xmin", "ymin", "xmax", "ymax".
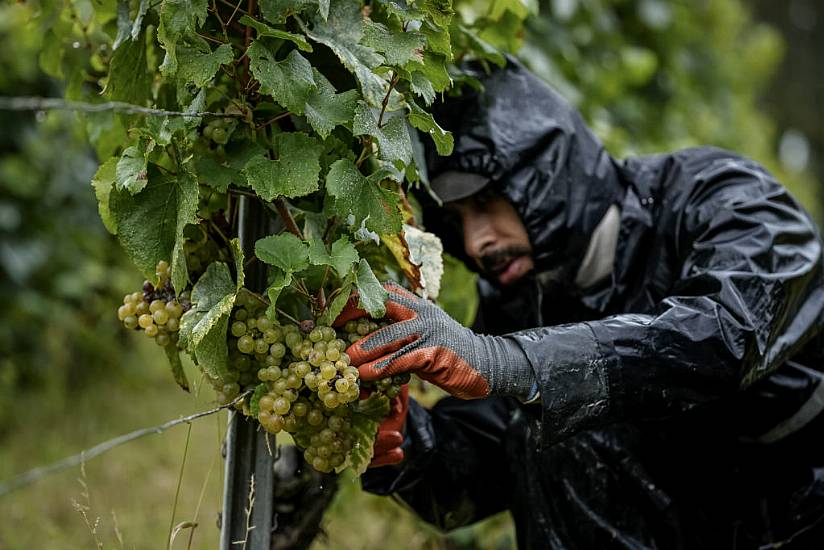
[{"xmin": 338, "ymin": 60, "xmax": 824, "ymax": 548}]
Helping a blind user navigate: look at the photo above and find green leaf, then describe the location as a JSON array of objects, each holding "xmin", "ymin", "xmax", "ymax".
[
  {"xmin": 170, "ymin": 169, "xmax": 199, "ymax": 294},
  {"xmin": 157, "ymin": 0, "xmax": 209, "ymax": 76},
  {"xmin": 260, "ymin": 0, "xmax": 316, "ymax": 23},
  {"xmin": 265, "ymin": 269, "xmax": 293, "ymax": 319},
  {"xmin": 179, "ymin": 262, "xmax": 236, "ymax": 382},
  {"xmin": 308, "ymin": 235, "xmax": 359, "ymax": 276},
  {"xmin": 458, "ymin": 24, "xmax": 505, "ymax": 66},
  {"xmin": 409, "ymin": 70, "xmax": 436, "ymax": 106},
  {"xmin": 422, "ymin": 0, "xmax": 454, "ymax": 27},
  {"xmin": 376, "ymin": 0, "xmax": 425, "ymax": 23},
  {"xmin": 421, "ymin": 22, "xmax": 452, "ymax": 57},
  {"xmin": 407, "ymin": 99, "xmax": 453, "ymax": 155},
  {"xmin": 106, "ymin": 33, "xmax": 150, "ymax": 105},
  {"xmin": 342, "ymin": 393, "xmax": 390, "ymax": 475},
  {"xmin": 325, "ymin": 159, "xmax": 402, "ymax": 234},
  {"xmin": 115, "ymin": 145, "xmax": 150, "ymax": 194},
  {"xmin": 113, "ymin": 0, "xmax": 132, "ymax": 50},
  {"xmin": 164, "ymin": 344, "xmax": 190, "ymax": 392},
  {"xmin": 177, "ymin": 43, "xmax": 234, "ymax": 89},
  {"xmin": 318, "ymin": 273, "xmax": 354, "ymax": 325},
  {"xmin": 131, "ymin": 0, "xmax": 150, "ymax": 40},
  {"xmin": 230, "ymin": 237, "xmax": 245, "ymax": 290},
  {"xmin": 110, "ymin": 170, "xmax": 198, "ymax": 290},
  {"xmin": 304, "ymin": 70, "xmax": 359, "ymax": 138},
  {"xmin": 303, "ymin": 0, "xmax": 387, "ymax": 106},
  {"xmin": 248, "ymin": 43, "xmax": 316, "ymax": 114},
  {"xmin": 362, "ymin": 21, "xmax": 425, "ymax": 66},
  {"xmin": 352, "ymin": 102, "xmax": 413, "ymax": 167},
  {"xmin": 239, "ymin": 15, "xmax": 313, "ymax": 52},
  {"xmin": 255, "ymin": 233, "xmax": 310, "ymax": 272},
  {"xmin": 413, "ymin": 51, "xmax": 451, "ymax": 92},
  {"xmin": 488, "ymin": 0, "xmax": 530, "ymax": 21},
  {"xmin": 243, "ymin": 133, "xmax": 323, "ymax": 200},
  {"xmin": 91, "ymin": 158, "xmax": 118, "ymax": 235},
  {"xmin": 250, "ymin": 383, "xmax": 269, "ymax": 417},
  {"xmin": 195, "ymin": 155, "xmax": 235, "ymax": 193},
  {"xmin": 355, "ymin": 259, "xmax": 387, "ymax": 317}
]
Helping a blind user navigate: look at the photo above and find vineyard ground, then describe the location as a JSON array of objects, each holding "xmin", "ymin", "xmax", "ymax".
[{"xmin": 0, "ymin": 335, "xmax": 514, "ymax": 549}]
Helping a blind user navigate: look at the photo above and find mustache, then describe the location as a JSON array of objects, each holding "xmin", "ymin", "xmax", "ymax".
[{"xmin": 479, "ymin": 245, "xmax": 533, "ymax": 275}]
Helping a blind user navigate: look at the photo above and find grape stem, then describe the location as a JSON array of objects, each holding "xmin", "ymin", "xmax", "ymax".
[{"xmin": 273, "ymin": 198, "xmax": 302, "ymax": 238}]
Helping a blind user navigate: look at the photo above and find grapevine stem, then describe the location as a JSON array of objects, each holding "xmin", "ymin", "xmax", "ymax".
[
  {"xmin": 0, "ymin": 391, "xmax": 252, "ymax": 497},
  {"xmin": 257, "ymin": 111, "xmax": 292, "ymax": 129},
  {"xmin": 273, "ymin": 198, "xmax": 303, "ymax": 238},
  {"xmin": 377, "ymin": 72, "xmax": 400, "ymax": 128},
  {"xmin": 0, "ymin": 97, "xmax": 236, "ymax": 118},
  {"xmin": 276, "ymin": 308, "xmax": 301, "ymax": 326}
]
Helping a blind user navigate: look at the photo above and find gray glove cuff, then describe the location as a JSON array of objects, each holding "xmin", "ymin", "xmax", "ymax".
[{"xmin": 474, "ymin": 334, "xmax": 537, "ymax": 401}]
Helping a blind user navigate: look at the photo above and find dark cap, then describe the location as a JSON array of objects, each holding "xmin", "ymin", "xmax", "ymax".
[{"xmin": 429, "ymin": 171, "xmax": 491, "ymax": 203}]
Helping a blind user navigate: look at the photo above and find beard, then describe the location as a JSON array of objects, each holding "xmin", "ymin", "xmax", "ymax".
[{"xmin": 478, "ymin": 245, "xmax": 533, "ymax": 277}]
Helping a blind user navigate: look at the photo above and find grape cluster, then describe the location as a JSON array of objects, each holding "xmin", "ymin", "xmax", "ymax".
[
  {"xmin": 202, "ymin": 118, "xmax": 233, "ymax": 145},
  {"xmin": 117, "ymin": 260, "xmax": 188, "ymax": 347}
]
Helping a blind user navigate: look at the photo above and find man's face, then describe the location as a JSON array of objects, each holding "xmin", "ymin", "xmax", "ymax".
[{"xmin": 446, "ymin": 192, "xmax": 535, "ymax": 286}]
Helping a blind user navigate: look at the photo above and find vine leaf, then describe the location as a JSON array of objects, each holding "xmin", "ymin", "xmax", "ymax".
[
  {"xmin": 421, "ymin": 0, "xmax": 455, "ymax": 28},
  {"xmin": 325, "ymin": 158, "xmax": 402, "ymax": 234},
  {"xmin": 248, "ymin": 43, "xmax": 316, "ymax": 115},
  {"xmin": 410, "ymin": 51, "xmax": 451, "ymax": 92},
  {"xmin": 341, "ymin": 393, "xmax": 390, "ymax": 475},
  {"xmin": 308, "ymin": 235, "xmax": 359, "ymax": 277},
  {"xmin": 265, "ymin": 269, "xmax": 293, "ymax": 320},
  {"xmin": 355, "ymin": 259, "xmax": 387, "ymax": 317},
  {"xmin": 239, "ymin": 15, "xmax": 313, "ymax": 52},
  {"xmin": 179, "ymin": 262, "xmax": 236, "ymax": 382},
  {"xmin": 362, "ymin": 20, "xmax": 425, "ymax": 66},
  {"xmin": 255, "ymin": 233, "xmax": 310, "ymax": 273},
  {"xmin": 176, "ymin": 42, "xmax": 234, "ymax": 89},
  {"xmin": 157, "ymin": 0, "xmax": 209, "ymax": 76},
  {"xmin": 110, "ymin": 168, "xmax": 198, "ymax": 292},
  {"xmin": 303, "ymin": 0, "xmax": 386, "ymax": 106},
  {"xmin": 106, "ymin": 32, "xmax": 150, "ymax": 105},
  {"xmin": 318, "ymin": 273, "xmax": 354, "ymax": 325},
  {"xmin": 352, "ymin": 102, "xmax": 413, "ymax": 167},
  {"xmin": 91, "ymin": 158, "xmax": 118, "ymax": 235},
  {"xmin": 304, "ymin": 70, "xmax": 359, "ymax": 138},
  {"xmin": 407, "ymin": 99, "xmax": 453, "ymax": 155},
  {"xmin": 409, "ymin": 70, "xmax": 435, "ymax": 106},
  {"xmin": 260, "ymin": 0, "xmax": 316, "ymax": 23},
  {"xmin": 115, "ymin": 143, "xmax": 151, "ymax": 194},
  {"xmin": 195, "ymin": 155, "xmax": 235, "ymax": 193},
  {"xmin": 243, "ymin": 133, "xmax": 323, "ymax": 200},
  {"xmin": 164, "ymin": 344, "xmax": 190, "ymax": 392}
]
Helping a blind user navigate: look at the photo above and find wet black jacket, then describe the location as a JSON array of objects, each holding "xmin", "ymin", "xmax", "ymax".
[{"xmin": 362, "ymin": 61, "xmax": 824, "ymax": 548}]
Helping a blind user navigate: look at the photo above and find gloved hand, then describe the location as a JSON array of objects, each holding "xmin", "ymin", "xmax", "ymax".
[
  {"xmin": 370, "ymin": 384, "xmax": 408, "ymax": 467},
  {"xmin": 336, "ymin": 283, "xmax": 536, "ymax": 400}
]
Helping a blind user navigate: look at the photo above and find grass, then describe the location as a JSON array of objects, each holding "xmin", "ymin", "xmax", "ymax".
[{"xmin": 0, "ymin": 335, "xmax": 515, "ymax": 549}]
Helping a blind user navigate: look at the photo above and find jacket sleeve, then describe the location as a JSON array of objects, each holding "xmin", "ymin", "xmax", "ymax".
[
  {"xmin": 361, "ymin": 396, "xmax": 514, "ymax": 531},
  {"xmin": 511, "ymin": 161, "xmax": 824, "ymax": 445}
]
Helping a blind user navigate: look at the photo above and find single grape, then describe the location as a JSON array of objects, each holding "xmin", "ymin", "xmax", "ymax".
[
  {"xmin": 166, "ymin": 318, "xmax": 180, "ymax": 332},
  {"xmin": 156, "ymin": 333, "xmax": 171, "ymax": 347},
  {"xmin": 138, "ymin": 313, "xmax": 154, "ymax": 329},
  {"xmin": 254, "ymin": 338, "xmax": 269, "ymax": 355},
  {"xmin": 123, "ymin": 316, "xmax": 138, "ymax": 329},
  {"xmin": 307, "ymin": 409, "xmax": 324, "ymax": 426},
  {"xmin": 153, "ymin": 308, "xmax": 170, "ymax": 325},
  {"xmin": 231, "ymin": 321, "xmax": 247, "ymax": 337},
  {"xmin": 259, "ymin": 395, "xmax": 275, "ymax": 412},
  {"xmin": 320, "ymin": 363, "xmax": 336, "ymax": 380},
  {"xmin": 322, "ymin": 392, "xmax": 339, "ymax": 409},
  {"xmin": 273, "ymin": 397, "xmax": 290, "ymax": 415},
  {"xmin": 166, "ymin": 300, "xmax": 183, "ymax": 319},
  {"xmin": 269, "ymin": 343, "xmax": 286, "ymax": 359},
  {"xmin": 335, "ymin": 378, "xmax": 350, "ymax": 393},
  {"xmin": 309, "ymin": 328, "xmax": 323, "ymax": 342},
  {"xmin": 237, "ymin": 335, "xmax": 255, "ymax": 354},
  {"xmin": 257, "ymin": 317, "xmax": 272, "ymax": 332},
  {"xmin": 292, "ymin": 402, "xmax": 308, "ymax": 417},
  {"xmin": 149, "ymin": 299, "xmax": 165, "ymax": 314},
  {"xmin": 145, "ymin": 324, "xmax": 159, "ymax": 337}
]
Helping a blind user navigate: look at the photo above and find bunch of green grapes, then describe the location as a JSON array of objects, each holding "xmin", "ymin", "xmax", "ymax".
[
  {"xmin": 202, "ymin": 117, "xmax": 235, "ymax": 146},
  {"xmin": 250, "ymin": 320, "xmax": 361, "ymax": 473},
  {"xmin": 341, "ymin": 318, "xmax": 410, "ymax": 398},
  {"xmin": 117, "ymin": 260, "xmax": 188, "ymax": 347}
]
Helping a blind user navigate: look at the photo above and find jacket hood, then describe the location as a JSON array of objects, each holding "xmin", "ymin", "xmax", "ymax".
[{"xmin": 422, "ymin": 59, "xmax": 626, "ymax": 282}]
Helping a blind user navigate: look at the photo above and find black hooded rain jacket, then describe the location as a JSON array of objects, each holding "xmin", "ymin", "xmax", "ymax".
[{"xmin": 362, "ymin": 60, "xmax": 824, "ymax": 549}]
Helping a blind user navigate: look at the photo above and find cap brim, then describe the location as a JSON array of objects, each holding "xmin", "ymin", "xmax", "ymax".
[{"xmin": 430, "ymin": 171, "xmax": 491, "ymax": 203}]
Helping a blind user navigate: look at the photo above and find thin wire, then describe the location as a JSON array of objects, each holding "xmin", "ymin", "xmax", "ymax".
[
  {"xmin": 0, "ymin": 391, "xmax": 251, "ymax": 497},
  {"xmin": 0, "ymin": 96, "xmax": 238, "ymax": 118}
]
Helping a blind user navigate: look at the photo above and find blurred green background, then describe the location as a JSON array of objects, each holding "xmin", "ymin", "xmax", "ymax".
[{"xmin": 1, "ymin": 0, "xmax": 822, "ymax": 548}]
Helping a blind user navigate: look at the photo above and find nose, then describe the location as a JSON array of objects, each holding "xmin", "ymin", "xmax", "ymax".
[{"xmin": 461, "ymin": 210, "xmax": 496, "ymax": 263}]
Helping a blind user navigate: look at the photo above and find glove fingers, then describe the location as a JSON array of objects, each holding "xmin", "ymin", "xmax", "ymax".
[
  {"xmin": 333, "ymin": 284, "xmax": 419, "ymax": 327},
  {"xmin": 373, "ymin": 430, "xmax": 403, "ymax": 454},
  {"xmin": 347, "ymin": 321, "xmax": 419, "ymax": 365},
  {"xmin": 370, "ymin": 448, "xmax": 404, "ymax": 468},
  {"xmin": 355, "ymin": 341, "xmax": 422, "ymax": 381}
]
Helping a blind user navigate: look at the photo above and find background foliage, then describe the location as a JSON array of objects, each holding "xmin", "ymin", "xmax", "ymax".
[{"xmin": 1, "ymin": 0, "xmax": 821, "ymax": 548}]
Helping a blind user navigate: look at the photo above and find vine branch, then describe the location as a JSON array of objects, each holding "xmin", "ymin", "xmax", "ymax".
[
  {"xmin": 0, "ymin": 391, "xmax": 251, "ymax": 497},
  {"xmin": 273, "ymin": 198, "xmax": 302, "ymax": 238}
]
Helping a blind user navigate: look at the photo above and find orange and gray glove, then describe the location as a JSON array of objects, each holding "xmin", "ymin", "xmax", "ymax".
[
  {"xmin": 337, "ymin": 284, "xmax": 537, "ymax": 400},
  {"xmin": 370, "ymin": 384, "xmax": 408, "ymax": 467}
]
